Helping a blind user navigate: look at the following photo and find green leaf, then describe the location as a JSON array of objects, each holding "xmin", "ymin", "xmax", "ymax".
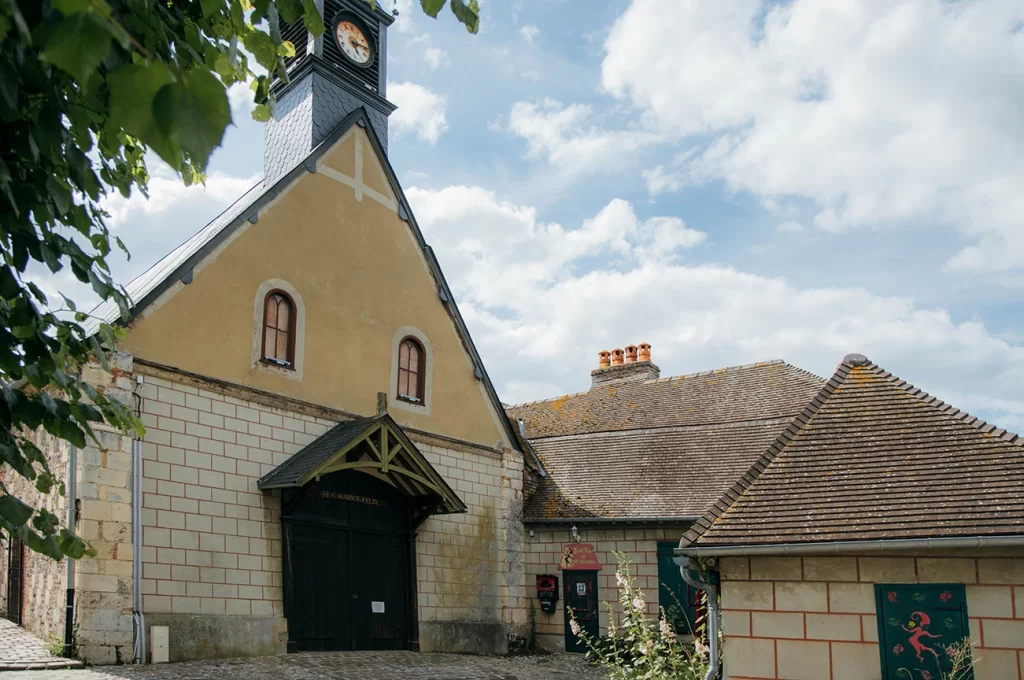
[
  {"xmin": 243, "ymin": 30, "xmax": 278, "ymax": 66},
  {"xmin": 277, "ymin": 0, "xmax": 303, "ymax": 25},
  {"xmin": 200, "ymin": 0, "xmax": 221, "ymax": 18},
  {"xmin": 108, "ymin": 63, "xmax": 180, "ymax": 169},
  {"xmin": 252, "ymin": 103, "xmax": 272, "ymax": 122},
  {"xmin": 152, "ymin": 68, "xmax": 230, "ymax": 170},
  {"xmin": 420, "ymin": 0, "xmax": 446, "ymax": 18},
  {"xmin": 301, "ymin": 0, "xmax": 325, "ymax": 37},
  {"xmin": 278, "ymin": 40, "xmax": 296, "ymax": 58},
  {"xmin": 52, "ymin": 0, "xmax": 96, "ymax": 14},
  {"xmin": 0, "ymin": 495, "xmax": 33, "ymax": 526},
  {"xmin": 449, "ymin": 0, "xmax": 480, "ymax": 33},
  {"xmin": 41, "ymin": 11, "xmax": 113, "ymax": 86}
]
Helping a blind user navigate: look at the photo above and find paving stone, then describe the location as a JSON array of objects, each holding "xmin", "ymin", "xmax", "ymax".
[
  {"xmin": 0, "ymin": 618, "xmax": 84, "ymax": 671},
  {"xmin": 0, "ymin": 651, "xmax": 604, "ymax": 680}
]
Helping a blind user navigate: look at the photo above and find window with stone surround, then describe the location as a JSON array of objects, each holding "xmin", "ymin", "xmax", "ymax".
[
  {"xmin": 261, "ymin": 291, "xmax": 295, "ymax": 367},
  {"xmin": 397, "ymin": 336, "xmax": 425, "ymax": 404},
  {"xmin": 251, "ymin": 279, "xmax": 305, "ymax": 381}
]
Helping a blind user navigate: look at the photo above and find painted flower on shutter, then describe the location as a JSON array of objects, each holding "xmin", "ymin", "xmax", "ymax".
[
  {"xmin": 893, "ymin": 644, "xmax": 904, "ymax": 655},
  {"xmin": 888, "ymin": 591, "xmax": 898, "ymax": 602},
  {"xmin": 939, "ymin": 591, "xmax": 952, "ymax": 603}
]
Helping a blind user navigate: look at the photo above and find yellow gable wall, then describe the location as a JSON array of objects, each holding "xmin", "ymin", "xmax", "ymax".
[{"xmin": 122, "ymin": 127, "xmax": 510, "ymax": 450}]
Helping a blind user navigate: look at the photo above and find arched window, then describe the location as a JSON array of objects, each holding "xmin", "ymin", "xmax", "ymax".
[
  {"xmin": 397, "ymin": 337, "xmax": 425, "ymax": 404},
  {"xmin": 261, "ymin": 291, "xmax": 295, "ymax": 367}
]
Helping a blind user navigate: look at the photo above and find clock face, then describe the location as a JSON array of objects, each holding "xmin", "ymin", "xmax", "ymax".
[{"xmin": 335, "ymin": 20, "xmax": 372, "ymax": 65}]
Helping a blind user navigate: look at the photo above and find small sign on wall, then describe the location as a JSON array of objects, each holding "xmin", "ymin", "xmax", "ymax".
[
  {"xmin": 371, "ymin": 601, "xmax": 385, "ymax": 614},
  {"xmin": 558, "ymin": 543, "xmax": 602, "ymax": 571}
]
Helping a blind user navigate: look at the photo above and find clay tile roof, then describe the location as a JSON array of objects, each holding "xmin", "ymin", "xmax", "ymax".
[
  {"xmin": 681, "ymin": 354, "xmax": 1024, "ymax": 548},
  {"xmin": 507, "ymin": 361, "xmax": 825, "ymax": 521}
]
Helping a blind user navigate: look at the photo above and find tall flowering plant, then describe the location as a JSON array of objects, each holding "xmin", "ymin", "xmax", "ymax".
[{"xmin": 569, "ymin": 552, "xmax": 712, "ymax": 680}]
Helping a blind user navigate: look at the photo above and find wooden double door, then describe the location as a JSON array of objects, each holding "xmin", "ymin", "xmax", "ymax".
[{"xmin": 283, "ymin": 472, "xmax": 414, "ymax": 652}]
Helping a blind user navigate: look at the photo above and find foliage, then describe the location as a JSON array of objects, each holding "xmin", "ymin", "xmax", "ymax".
[
  {"xmin": 44, "ymin": 622, "xmax": 79, "ymax": 659},
  {"xmin": 897, "ymin": 638, "xmax": 979, "ymax": 680},
  {"xmin": 569, "ymin": 552, "xmax": 711, "ymax": 680},
  {"xmin": 0, "ymin": 0, "xmax": 478, "ymax": 562}
]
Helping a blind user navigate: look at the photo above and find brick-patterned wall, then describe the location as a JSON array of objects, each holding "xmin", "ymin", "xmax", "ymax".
[
  {"xmin": 415, "ymin": 445, "xmax": 523, "ymax": 628},
  {"xmin": 137, "ymin": 374, "xmax": 316, "ymax": 620},
  {"xmin": 524, "ymin": 525, "xmax": 690, "ymax": 650},
  {"xmin": 137, "ymin": 369, "xmax": 525, "ymax": 654},
  {"xmin": 718, "ymin": 552, "xmax": 1024, "ymax": 680}
]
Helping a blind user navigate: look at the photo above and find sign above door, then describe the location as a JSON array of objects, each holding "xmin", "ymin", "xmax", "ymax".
[{"xmin": 558, "ymin": 543, "xmax": 602, "ymax": 571}]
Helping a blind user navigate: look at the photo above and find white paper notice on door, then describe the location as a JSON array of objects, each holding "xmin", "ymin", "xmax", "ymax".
[{"xmin": 371, "ymin": 601, "xmax": 385, "ymax": 614}]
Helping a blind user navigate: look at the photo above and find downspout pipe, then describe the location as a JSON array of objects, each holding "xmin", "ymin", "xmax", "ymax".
[
  {"xmin": 63, "ymin": 446, "xmax": 77, "ymax": 657},
  {"xmin": 674, "ymin": 556, "xmax": 719, "ymax": 680},
  {"xmin": 131, "ymin": 376, "xmax": 145, "ymax": 664}
]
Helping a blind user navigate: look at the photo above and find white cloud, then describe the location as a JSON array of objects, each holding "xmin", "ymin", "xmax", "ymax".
[
  {"xmin": 407, "ymin": 184, "xmax": 1024, "ymax": 427},
  {"xmin": 424, "ymin": 47, "xmax": 450, "ymax": 69},
  {"xmin": 101, "ymin": 165, "xmax": 259, "ymax": 231},
  {"xmin": 777, "ymin": 221, "xmax": 804, "ymax": 234},
  {"xmin": 227, "ymin": 82, "xmax": 256, "ymax": 120},
  {"xmin": 388, "ymin": 81, "xmax": 449, "ymax": 144},
  {"xmin": 391, "ymin": 0, "xmax": 417, "ymax": 33},
  {"xmin": 520, "ymin": 24, "xmax": 540, "ymax": 45},
  {"xmin": 601, "ymin": 0, "xmax": 1024, "ymax": 272},
  {"xmin": 506, "ymin": 98, "xmax": 662, "ymax": 169},
  {"xmin": 642, "ymin": 165, "xmax": 682, "ymax": 196}
]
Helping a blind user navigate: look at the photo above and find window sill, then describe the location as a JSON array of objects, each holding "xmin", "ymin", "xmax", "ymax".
[
  {"xmin": 260, "ymin": 359, "xmax": 294, "ymax": 371},
  {"xmin": 396, "ymin": 396, "xmax": 425, "ymax": 407}
]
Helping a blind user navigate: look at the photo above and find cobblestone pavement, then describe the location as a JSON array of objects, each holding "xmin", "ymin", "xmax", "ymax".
[
  {"xmin": 0, "ymin": 618, "xmax": 84, "ymax": 670},
  {"xmin": 0, "ymin": 651, "xmax": 606, "ymax": 679}
]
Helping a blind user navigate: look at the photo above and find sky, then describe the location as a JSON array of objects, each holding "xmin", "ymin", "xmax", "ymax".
[{"xmin": 38, "ymin": 0, "xmax": 1024, "ymax": 431}]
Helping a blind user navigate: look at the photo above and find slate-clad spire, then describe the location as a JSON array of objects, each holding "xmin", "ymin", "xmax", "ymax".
[{"xmin": 264, "ymin": 0, "xmax": 396, "ymax": 183}]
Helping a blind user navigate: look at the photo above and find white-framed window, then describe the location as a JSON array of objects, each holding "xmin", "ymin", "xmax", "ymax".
[
  {"xmin": 251, "ymin": 279, "xmax": 305, "ymax": 381},
  {"xmin": 390, "ymin": 326, "xmax": 432, "ymax": 415}
]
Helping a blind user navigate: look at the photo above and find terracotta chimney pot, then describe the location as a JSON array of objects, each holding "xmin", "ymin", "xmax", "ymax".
[
  {"xmin": 598, "ymin": 350, "xmax": 611, "ymax": 369},
  {"xmin": 625, "ymin": 345, "xmax": 638, "ymax": 363},
  {"xmin": 611, "ymin": 348, "xmax": 625, "ymax": 366},
  {"xmin": 638, "ymin": 343, "xmax": 651, "ymax": 362}
]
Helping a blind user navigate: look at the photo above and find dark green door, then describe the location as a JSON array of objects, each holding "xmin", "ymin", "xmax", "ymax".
[
  {"xmin": 564, "ymin": 570, "xmax": 599, "ymax": 653},
  {"xmin": 289, "ymin": 525, "xmax": 350, "ymax": 650},
  {"xmin": 875, "ymin": 584, "xmax": 972, "ymax": 680},
  {"xmin": 350, "ymin": 531, "xmax": 410, "ymax": 650},
  {"xmin": 657, "ymin": 542, "xmax": 699, "ymax": 636},
  {"xmin": 283, "ymin": 471, "xmax": 412, "ymax": 652}
]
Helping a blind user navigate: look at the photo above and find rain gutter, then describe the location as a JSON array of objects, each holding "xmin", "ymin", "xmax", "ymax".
[
  {"xmin": 675, "ymin": 534, "xmax": 1024, "ymax": 558},
  {"xmin": 525, "ymin": 516, "xmax": 699, "ymax": 526}
]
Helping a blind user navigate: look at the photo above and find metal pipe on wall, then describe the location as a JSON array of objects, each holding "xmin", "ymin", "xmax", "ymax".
[
  {"xmin": 63, "ymin": 445, "xmax": 77, "ymax": 657},
  {"xmin": 675, "ymin": 556, "xmax": 720, "ymax": 680},
  {"xmin": 131, "ymin": 375, "xmax": 146, "ymax": 664}
]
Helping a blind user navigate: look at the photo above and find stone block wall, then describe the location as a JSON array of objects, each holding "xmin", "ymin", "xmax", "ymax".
[
  {"xmin": 415, "ymin": 444, "xmax": 524, "ymax": 653},
  {"xmin": 718, "ymin": 551, "xmax": 1024, "ymax": 680},
  {"xmin": 0, "ymin": 429, "xmax": 72, "ymax": 646},
  {"xmin": 524, "ymin": 525, "xmax": 690, "ymax": 651},
  {"xmin": 136, "ymin": 373, "xmax": 309, "ymax": 658},
  {"xmin": 0, "ymin": 354, "xmax": 136, "ymax": 665},
  {"xmin": 136, "ymin": 367, "xmax": 525, "ymax": 657}
]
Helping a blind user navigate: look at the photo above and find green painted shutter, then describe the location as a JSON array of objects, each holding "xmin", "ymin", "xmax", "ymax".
[
  {"xmin": 874, "ymin": 583, "xmax": 972, "ymax": 680},
  {"xmin": 656, "ymin": 542, "xmax": 699, "ymax": 635}
]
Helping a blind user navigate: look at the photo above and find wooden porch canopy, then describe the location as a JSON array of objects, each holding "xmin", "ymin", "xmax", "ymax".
[{"xmin": 257, "ymin": 413, "xmax": 466, "ymax": 514}]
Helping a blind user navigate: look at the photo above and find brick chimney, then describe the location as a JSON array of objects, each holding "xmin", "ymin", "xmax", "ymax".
[{"xmin": 591, "ymin": 342, "xmax": 660, "ymax": 387}]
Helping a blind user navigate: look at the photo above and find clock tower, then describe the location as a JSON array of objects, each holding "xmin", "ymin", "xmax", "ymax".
[{"xmin": 264, "ymin": 0, "xmax": 396, "ymax": 183}]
